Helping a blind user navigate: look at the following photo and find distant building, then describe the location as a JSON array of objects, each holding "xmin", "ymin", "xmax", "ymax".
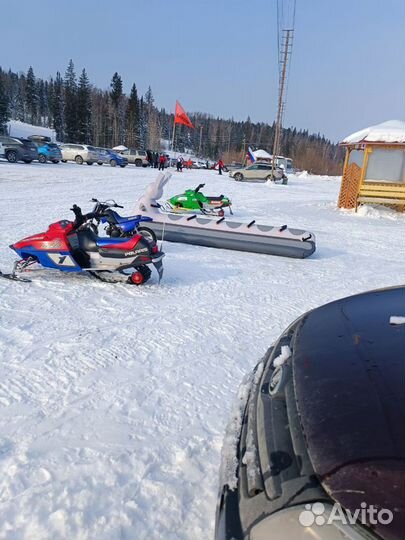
[{"xmin": 338, "ymin": 120, "xmax": 405, "ymax": 211}]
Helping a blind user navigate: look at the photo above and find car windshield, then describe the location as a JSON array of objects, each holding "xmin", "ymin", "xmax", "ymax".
[
  {"xmin": 20, "ymin": 139, "xmax": 36, "ymax": 148},
  {"xmin": 87, "ymin": 146, "xmax": 97, "ymax": 152}
]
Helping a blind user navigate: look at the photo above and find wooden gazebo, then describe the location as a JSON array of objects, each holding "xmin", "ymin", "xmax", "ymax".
[{"xmin": 338, "ymin": 120, "xmax": 405, "ymax": 211}]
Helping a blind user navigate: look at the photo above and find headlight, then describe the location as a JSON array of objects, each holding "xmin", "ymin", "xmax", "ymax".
[{"xmin": 250, "ymin": 505, "xmax": 378, "ymax": 540}]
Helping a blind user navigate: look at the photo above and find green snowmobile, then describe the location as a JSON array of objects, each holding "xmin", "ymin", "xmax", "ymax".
[{"xmin": 167, "ymin": 184, "xmax": 232, "ymax": 216}]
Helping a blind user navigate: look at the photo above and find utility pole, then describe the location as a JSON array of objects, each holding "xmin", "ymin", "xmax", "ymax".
[
  {"xmin": 272, "ymin": 28, "xmax": 294, "ymax": 178},
  {"xmin": 241, "ymin": 135, "xmax": 246, "ymax": 165}
]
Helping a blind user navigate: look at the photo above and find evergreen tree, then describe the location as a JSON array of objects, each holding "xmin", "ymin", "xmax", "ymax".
[
  {"xmin": 144, "ymin": 86, "xmax": 155, "ymax": 148},
  {"xmin": 6, "ymin": 70, "xmax": 19, "ymax": 121},
  {"xmin": 126, "ymin": 83, "xmax": 140, "ymax": 148},
  {"xmin": 25, "ymin": 66, "xmax": 37, "ymax": 124},
  {"xmin": 77, "ymin": 68, "xmax": 92, "ymax": 144},
  {"xmin": 138, "ymin": 97, "xmax": 147, "ymax": 149},
  {"xmin": 37, "ymin": 79, "xmax": 48, "ymax": 125},
  {"xmin": 110, "ymin": 72, "xmax": 124, "ymax": 144},
  {"xmin": 144, "ymin": 86, "xmax": 154, "ymax": 114},
  {"xmin": 110, "ymin": 72, "xmax": 123, "ymax": 108},
  {"xmin": 15, "ymin": 86, "xmax": 25, "ymax": 122},
  {"xmin": 64, "ymin": 60, "xmax": 78, "ymax": 141},
  {"xmin": 0, "ymin": 71, "xmax": 10, "ymax": 134},
  {"xmin": 50, "ymin": 72, "xmax": 64, "ymax": 141}
]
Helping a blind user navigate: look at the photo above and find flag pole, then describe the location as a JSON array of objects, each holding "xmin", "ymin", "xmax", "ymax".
[
  {"xmin": 171, "ymin": 118, "xmax": 176, "ymax": 153},
  {"xmin": 171, "ymin": 101, "xmax": 177, "ymax": 153}
]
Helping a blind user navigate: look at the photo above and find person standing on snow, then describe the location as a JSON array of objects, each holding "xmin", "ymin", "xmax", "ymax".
[
  {"xmin": 146, "ymin": 150, "xmax": 153, "ymax": 167},
  {"xmin": 217, "ymin": 158, "xmax": 225, "ymax": 175},
  {"xmin": 158, "ymin": 154, "xmax": 166, "ymax": 171},
  {"xmin": 153, "ymin": 152, "xmax": 159, "ymax": 168},
  {"xmin": 177, "ymin": 156, "xmax": 184, "ymax": 172}
]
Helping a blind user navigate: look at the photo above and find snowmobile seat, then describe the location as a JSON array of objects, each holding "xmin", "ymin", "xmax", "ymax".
[
  {"xmin": 70, "ymin": 229, "xmax": 141, "ymax": 252},
  {"xmin": 109, "ymin": 211, "xmax": 152, "ymax": 224},
  {"xmin": 114, "ymin": 213, "xmax": 142, "ymax": 223},
  {"xmin": 206, "ymin": 195, "xmax": 225, "ymax": 201},
  {"xmin": 69, "ymin": 229, "xmax": 98, "ymax": 252},
  {"xmin": 96, "ymin": 236, "xmax": 143, "ymax": 250}
]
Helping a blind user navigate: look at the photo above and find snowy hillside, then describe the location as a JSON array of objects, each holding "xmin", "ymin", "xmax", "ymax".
[
  {"xmin": 6, "ymin": 120, "xmax": 57, "ymax": 141},
  {"xmin": 0, "ymin": 163, "xmax": 403, "ymax": 539}
]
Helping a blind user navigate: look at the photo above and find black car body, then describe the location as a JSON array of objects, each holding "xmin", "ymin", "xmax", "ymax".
[
  {"xmin": 216, "ymin": 286, "xmax": 405, "ymax": 540},
  {"xmin": 0, "ymin": 136, "xmax": 38, "ymax": 163}
]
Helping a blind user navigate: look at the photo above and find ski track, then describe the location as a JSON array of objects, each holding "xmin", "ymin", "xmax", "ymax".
[{"xmin": 0, "ymin": 162, "xmax": 404, "ymax": 539}]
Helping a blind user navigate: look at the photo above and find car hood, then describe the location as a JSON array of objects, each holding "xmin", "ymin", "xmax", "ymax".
[{"xmin": 292, "ymin": 286, "xmax": 405, "ymax": 540}]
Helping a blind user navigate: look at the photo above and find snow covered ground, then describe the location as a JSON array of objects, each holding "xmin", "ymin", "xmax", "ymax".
[{"xmin": 0, "ymin": 162, "xmax": 404, "ymax": 539}]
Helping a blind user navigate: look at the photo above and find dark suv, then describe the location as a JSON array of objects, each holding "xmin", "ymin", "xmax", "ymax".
[
  {"xmin": 0, "ymin": 136, "xmax": 38, "ymax": 163},
  {"xmin": 215, "ymin": 286, "xmax": 405, "ymax": 540}
]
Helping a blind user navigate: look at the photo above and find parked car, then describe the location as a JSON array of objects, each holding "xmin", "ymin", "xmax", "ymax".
[
  {"xmin": 229, "ymin": 162, "xmax": 287, "ymax": 183},
  {"xmin": 95, "ymin": 148, "xmax": 128, "ymax": 168},
  {"xmin": 273, "ymin": 156, "xmax": 294, "ymax": 174},
  {"xmin": 0, "ymin": 136, "xmax": 38, "ymax": 163},
  {"xmin": 190, "ymin": 159, "xmax": 207, "ymax": 169},
  {"xmin": 27, "ymin": 136, "xmax": 62, "ymax": 164},
  {"xmin": 59, "ymin": 144, "xmax": 99, "ymax": 165},
  {"xmin": 118, "ymin": 149, "xmax": 149, "ymax": 167},
  {"xmin": 226, "ymin": 161, "xmax": 244, "ymax": 171},
  {"xmin": 215, "ymin": 286, "xmax": 405, "ymax": 540}
]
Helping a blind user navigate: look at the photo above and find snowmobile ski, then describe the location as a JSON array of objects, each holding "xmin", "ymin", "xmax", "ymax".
[{"xmin": 0, "ymin": 270, "xmax": 31, "ymax": 283}]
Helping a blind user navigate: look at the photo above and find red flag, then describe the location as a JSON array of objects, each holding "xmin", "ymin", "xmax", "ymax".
[{"xmin": 174, "ymin": 101, "xmax": 194, "ymax": 129}]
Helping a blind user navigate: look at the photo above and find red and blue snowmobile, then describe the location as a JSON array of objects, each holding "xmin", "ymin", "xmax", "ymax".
[{"xmin": 0, "ymin": 205, "xmax": 164, "ymax": 284}]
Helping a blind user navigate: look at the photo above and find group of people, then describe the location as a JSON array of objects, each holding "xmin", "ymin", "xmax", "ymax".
[
  {"xmin": 147, "ymin": 150, "xmax": 168, "ymax": 171},
  {"xmin": 146, "ymin": 150, "xmax": 227, "ymax": 174}
]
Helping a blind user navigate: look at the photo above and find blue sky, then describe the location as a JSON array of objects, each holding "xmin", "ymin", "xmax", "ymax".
[{"xmin": 0, "ymin": 0, "xmax": 403, "ymax": 141}]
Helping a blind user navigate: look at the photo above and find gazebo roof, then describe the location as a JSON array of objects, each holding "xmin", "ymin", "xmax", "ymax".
[{"xmin": 342, "ymin": 120, "xmax": 405, "ymax": 145}]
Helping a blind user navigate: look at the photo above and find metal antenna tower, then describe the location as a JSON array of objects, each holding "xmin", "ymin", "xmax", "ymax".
[{"xmin": 272, "ymin": 0, "xmax": 296, "ymax": 177}]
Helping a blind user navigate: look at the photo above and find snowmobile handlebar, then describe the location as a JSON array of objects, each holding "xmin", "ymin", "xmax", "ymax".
[
  {"xmin": 91, "ymin": 198, "xmax": 123, "ymax": 209},
  {"xmin": 71, "ymin": 205, "xmax": 99, "ymax": 230},
  {"xmin": 195, "ymin": 183, "xmax": 205, "ymax": 193},
  {"xmin": 70, "ymin": 204, "xmax": 87, "ymax": 229}
]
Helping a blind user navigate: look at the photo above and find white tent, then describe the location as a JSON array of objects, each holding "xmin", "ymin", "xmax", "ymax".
[{"xmin": 342, "ymin": 120, "xmax": 405, "ymax": 145}]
